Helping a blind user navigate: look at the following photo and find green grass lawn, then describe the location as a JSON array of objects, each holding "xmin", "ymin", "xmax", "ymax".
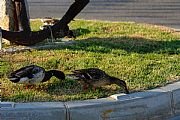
[{"xmin": 0, "ymin": 19, "xmax": 180, "ymax": 102}]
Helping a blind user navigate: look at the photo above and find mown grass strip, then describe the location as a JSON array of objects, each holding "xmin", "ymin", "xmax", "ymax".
[{"xmin": 0, "ymin": 19, "xmax": 179, "ymax": 102}]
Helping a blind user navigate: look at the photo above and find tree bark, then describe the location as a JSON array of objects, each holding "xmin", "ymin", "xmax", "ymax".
[
  {"xmin": 14, "ymin": 0, "xmax": 31, "ymax": 31},
  {"xmin": 1, "ymin": 0, "xmax": 89, "ymax": 46},
  {"xmin": 13, "ymin": 0, "xmax": 19, "ymax": 31},
  {"xmin": 0, "ymin": 0, "xmax": 15, "ymax": 45}
]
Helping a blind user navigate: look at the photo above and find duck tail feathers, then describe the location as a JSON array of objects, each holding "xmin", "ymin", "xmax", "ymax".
[{"xmin": 8, "ymin": 77, "xmax": 20, "ymax": 83}]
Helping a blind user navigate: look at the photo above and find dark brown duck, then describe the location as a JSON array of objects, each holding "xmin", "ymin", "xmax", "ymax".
[{"xmin": 67, "ymin": 68, "xmax": 130, "ymax": 94}]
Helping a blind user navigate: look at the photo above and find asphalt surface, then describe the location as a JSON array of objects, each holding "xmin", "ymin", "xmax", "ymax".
[{"xmin": 27, "ymin": 0, "xmax": 180, "ymax": 29}]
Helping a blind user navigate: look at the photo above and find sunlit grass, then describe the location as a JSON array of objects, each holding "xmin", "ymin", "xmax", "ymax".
[{"xmin": 0, "ymin": 19, "xmax": 180, "ymax": 102}]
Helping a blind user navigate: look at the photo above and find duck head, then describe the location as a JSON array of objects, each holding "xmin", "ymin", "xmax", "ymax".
[
  {"xmin": 42, "ymin": 70, "xmax": 65, "ymax": 82},
  {"xmin": 109, "ymin": 77, "xmax": 130, "ymax": 94}
]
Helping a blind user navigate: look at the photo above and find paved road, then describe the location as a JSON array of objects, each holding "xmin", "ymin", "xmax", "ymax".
[
  {"xmin": 27, "ymin": 0, "xmax": 180, "ymax": 29},
  {"xmin": 168, "ymin": 115, "xmax": 180, "ymax": 120}
]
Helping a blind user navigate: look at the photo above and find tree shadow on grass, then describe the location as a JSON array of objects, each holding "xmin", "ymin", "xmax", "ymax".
[
  {"xmin": 72, "ymin": 28, "xmax": 91, "ymax": 37},
  {"xmin": 3, "ymin": 26, "xmax": 179, "ymax": 55},
  {"xmin": 43, "ymin": 36, "xmax": 180, "ymax": 55}
]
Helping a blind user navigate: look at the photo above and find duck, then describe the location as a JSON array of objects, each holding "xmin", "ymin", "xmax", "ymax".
[
  {"xmin": 40, "ymin": 17, "xmax": 59, "ymax": 30},
  {"xmin": 8, "ymin": 65, "xmax": 65, "ymax": 84},
  {"xmin": 67, "ymin": 68, "xmax": 130, "ymax": 94},
  {"xmin": 40, "ymin": 17, "xmax": 59, "ymax": 26},
  {"xmin": 40, "ymin": 17, "xmax": 75, "ymax": 38}
]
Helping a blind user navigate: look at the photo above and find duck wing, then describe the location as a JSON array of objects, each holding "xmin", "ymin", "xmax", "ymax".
[
  {"xmin": 75, "ymin": 68, "xmax": 105, "ymax": 79},
  {"xmin": 9, "ymin": 65, "xmax": 45, "ymax": 84},
  {"xmin": 9, "ymin": 65, "xmax": 36, "ymax": 78},
  {"xmin": 69, "ymin": 68, "xmax": 107, "ymax": 83}
]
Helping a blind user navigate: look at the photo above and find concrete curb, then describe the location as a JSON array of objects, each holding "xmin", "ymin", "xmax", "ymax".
[{"xmin": 1, "ymin": 81, "xmax": 180, "ymax": 120}]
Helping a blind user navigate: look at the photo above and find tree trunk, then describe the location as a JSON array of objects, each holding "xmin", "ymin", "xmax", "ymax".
[
  {"xmin": 15, "ymin": 0, "xmax": 31, "ymax": 31},
  {"xmin": 1, "ymin": 0, "xmax": 89, "ymax": 46},
  {"xmin": 13, "ymin": 0, "xmax": 19, "ymax": 31},
  {"xmin": 0, "ymin": 0, "xmax": 15, "ymax": 45}
]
